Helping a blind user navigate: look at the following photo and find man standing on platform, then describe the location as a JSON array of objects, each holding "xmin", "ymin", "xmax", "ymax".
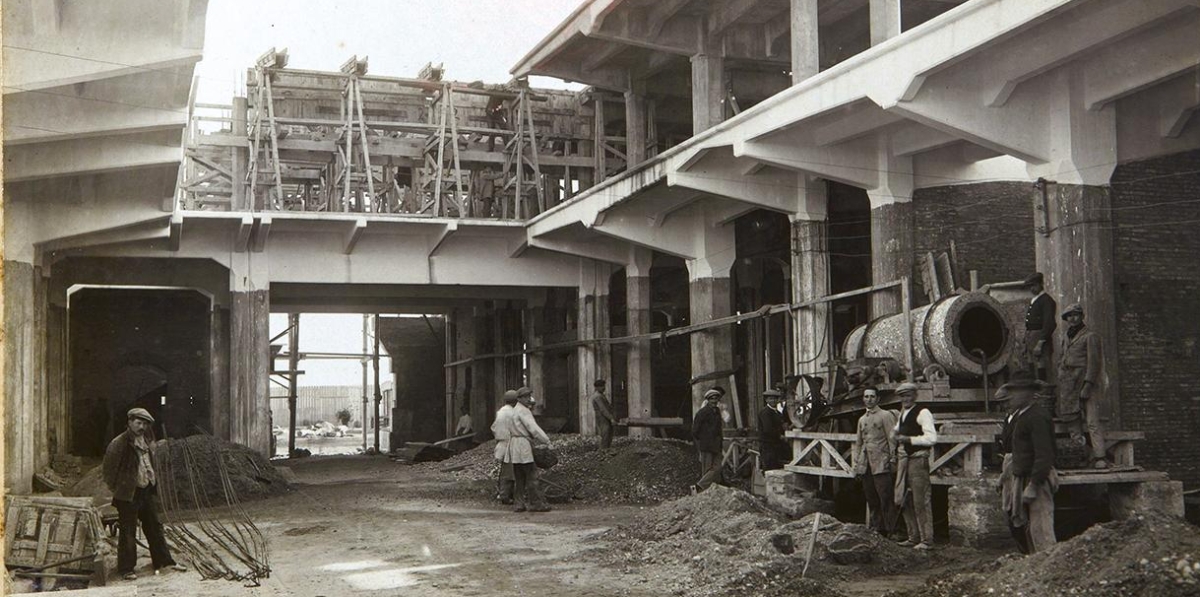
[
  {"xmin": 491, "ymin": 391, "xmax": 517, "ymax": 504},
  {"xmin": 757, "ymin": 389, "xmax": 789, "ymax": 471},
  {"xmin": 691, "ymin": 388, "xmax": 725, "ymax": 493},
  {"xmin": 997, "ymin": 371, "xmax": 1058, "ymax": 554},
  {"xmin": 1057, "ymin": 303, "xmax": 1109, "ymax": 468},
  {"xmin": 506, "ymin": 389, "xmax": 552, "ymax": 512},
  {"xmin": 103, "ymin": 408, "xmax": 188, "ymax": 581},
  {"xmin": 893, "ymin": 383, "xmax": 938, "ymax": 550},
  {"xmin": 590, "ymin": 379, "xmax": 616, "ymax": 450},
  {"xmin": 1023, "ymin": 273, "xmax": 1057, "ymax": 380},
  {"xmin": 854, "ymin": 388, "xmax": 897, "ymax": 537}
]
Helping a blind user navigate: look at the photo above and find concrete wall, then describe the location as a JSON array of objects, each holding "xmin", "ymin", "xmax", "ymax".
[
  {"xmin": 380, "ymin": 317, "xmax": 447, "ymax": 444},
  {"xmin": 1111, "ymin": 149, "xmax": 1200, "ymax": 488},
  {"xmin": 3, "ymin": 261, "xmax": 48, "ymax": 494}
]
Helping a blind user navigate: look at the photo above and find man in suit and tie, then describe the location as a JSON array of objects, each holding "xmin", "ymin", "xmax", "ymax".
[
  {"xmin": 757, "ymin": 389, "xmax": 789, "ymax": 471},
  {"xmin": 997, "ymin": 371, "xmax": 1058, "ymax": 554},
  {"xmin": 1023, "ymin": 273, "xmax": 1057, "ymax": 381}
]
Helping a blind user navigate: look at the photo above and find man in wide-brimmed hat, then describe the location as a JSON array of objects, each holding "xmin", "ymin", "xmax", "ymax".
[
  {"xmin": 1056, "ymin": 303, "xmax": 1108, "ymax": 468},
  {"xmin": 996, "ymin": 371, "xmax": 1058, "ymax": 553}
]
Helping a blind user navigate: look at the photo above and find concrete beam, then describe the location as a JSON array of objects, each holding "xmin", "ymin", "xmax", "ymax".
[
  {"xmin": 35, "ymin": 216, "xmax": 171, "ymax": 256},
  {"xmin": 891, "ymin": 123, "xmax": 961, "ymax": 157},
  {"xmin": 813, "ymin": 108, "xmax": 904, "ymax": 146},
  {"xmin": 251, "ymin": 216, "xmax": 272, "ymax": 253},
  {"xmin": 591, "ymin": 210, "xmax": 698, "ymax": 260},
  {"xmin": 169, "ymin": 212, "xmax": 183, "ymax": 252},
  {"xmin": 235, "ymin": 216, "xmax": 253, "ymax": 253},
  {"xmin": 427, "ymin": 221, "xmax": 459, "ymax": 257},
  {"xmin": 527, "ymin": 234, "xmax": 632, "ymax": 265},
  {"xmin": 709, "ymin": 0, "xmax": 766, "ymax": 37},
  {"xmin": 733, "ymin": 135, "xmax": 879, "ymax": 189},
  {"xmin": 3, "ymin": 130, "xmax": 184, "ymax": 182},
  {"xmin": 1080, "ymin": 12, "xmax": 1200, "ymax": 110},
  {"xmin": 1160, "ymin": 73, "xmax": 1200, "ymax": 138},
  {"xmin": 343, "ymin": 218, "xmax": 367, "ymax": 255}
]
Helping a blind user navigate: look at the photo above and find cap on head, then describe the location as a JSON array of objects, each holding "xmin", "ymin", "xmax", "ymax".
[
  {"xmin": 703, "ymin": 388, "xmax": 723, "ymax": 401},
  {"xmin": 127, "ymin": 407, "xmax": 154, "ymax": 424},
  {"xmin": 895, "ymin": 382, "xmax": 919, "ymax": 396},
  {"xmin": 763, "ymin": 389, "xmax": 782, "ymax": 400},
  {"xmin": 593, "ymin": 379, "xmax": 606, "ymax": 388},
  {"xmin": 516, "ymin": 386, "xmax": 533, "ymax": 398},
  {"xmin": 1024, "ymin": 272, "xmax": 1044, "ymax": 287},
  {"xmin": 503, "ymin": 390, "xmax": 519, "ymax": 404},
  {"xmin": 1061, "ymin": 303, "xmax": 1084, "ymax": 321}
]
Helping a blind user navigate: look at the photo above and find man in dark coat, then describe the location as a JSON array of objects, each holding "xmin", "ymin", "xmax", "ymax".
[
  {"xmin": 757, "ymin": 389, "xmax": 789, "ymax": 471},
  {"xmin": 691, "ymin": 388, "xmax": 725, "ymax": 492},
  {"xmin": 1056, "ymin": 303, "xmax": 1108, "ymax": 468},
  {"xmin": 1023, "ymin": 273, "xmax": 1057, "ymax": 380},
  {"xmin": 102, "ymin": 408, "xmax": 187, "ymax": 580},
  {"xmin": 997, "ymin": 371, "xmax": 1058, "ymax": 554}
]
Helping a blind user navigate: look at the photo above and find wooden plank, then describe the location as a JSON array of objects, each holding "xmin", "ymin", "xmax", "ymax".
[
  {"xmin": 930, "ymin": 442, "xmax": 970, "ymax": 472},
  {"xmin": 1056, "ymin": 471, "xmax": 1169, "ymax": 485},
  {"xmin": 819, "ymin": 439, "xmax": 853, "ymax": 473},
  {"xmin": 618, "ymin": 417, "xmax": 684, "ymax": 427},
  {"xmin": 785, "ymin": 464, "xmax": 856, "ymax": 479}
]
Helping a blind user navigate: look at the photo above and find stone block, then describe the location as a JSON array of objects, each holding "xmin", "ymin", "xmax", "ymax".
[
  {"xmin": 1109, "ymin": 480, "xmax": 1185, "ymax": 520},
  {"xmin": 765, "ymin": 470, "xmax": 834, "ymax": 518},
  {"xmin": 947, "ymin": 480, "xmax": 1010, "ymax": 548}
]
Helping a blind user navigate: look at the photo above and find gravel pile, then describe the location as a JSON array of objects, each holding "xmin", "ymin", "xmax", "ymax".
[
  {"xmin": 598, "ymin": 485, "xmax": 922, "ymax": 597},
  {"xmin": 903, "ymin": 510, "xmax": 1200, "ymax": 597},
  {"xmin": 157, "ymin": 435, "xmax": 292, "ymax": 509},
  {"xmin": 423, "ymin": 434, "xmax": 702, "ymax": 504}
]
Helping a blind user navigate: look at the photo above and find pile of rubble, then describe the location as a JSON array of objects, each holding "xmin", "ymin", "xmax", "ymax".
[
  {"xmin": 159, "ymin": 435, "xmax": 292, "ymax": 509},
  {"xmin": 908, "ymin": 510, "xmax": 1200, "ymax": 597},
  {"xmin": 599, "ymin": 485, "xmax": 923, "ymax": 597},
  {"xmin": 427, "ymin": 435, "xmax": 701, "ymax": 504}
]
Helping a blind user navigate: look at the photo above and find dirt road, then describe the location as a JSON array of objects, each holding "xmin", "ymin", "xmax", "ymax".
[{"xmin": 118, "ymin": 455, "xmax": 665, "ymax": 596}]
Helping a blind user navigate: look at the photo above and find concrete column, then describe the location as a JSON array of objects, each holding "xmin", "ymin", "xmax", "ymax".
[
  {"xmin": 46, "ymin": 298, "xmax": 68, "ymax": 458},
  {"xmin": 468, "ymin": 306, "xmax": 493, "ymax": 438},
  {"xmin": 4, "ymin": 260, "xmax": 48, "ymax": 493},
  {"xmin": 228, "ymin": 257, "xmax": 271, "ymax": 455},
  {"xmin": 690, "ymin": 45, "xmax": 725, "ymax": 135},
  {"xmin": 791, "ymin": 178, "xmax": 830, "ymax": 376},
  {"xmin": 524, "ymin": 300, "xmax": 547, "ymax": 414},
  {"xmin": 869, "ymin": 0, "xmax": 901, "ymax": 46},
  {"xmin": 867, "ymin": 142, "xmax": 915, "ymax": 319},
  {"xmin": 687, "ymin": 217, "xmax": 737, "ymax": 415},
  {"xmin": 1034, "ymin": 183, "xmax": 1121, "ymax": 425},
  {"xmin": 626, "ymin": 248, "xmax": 654, "ymax": 437},
  {"xmin": 790, "ymin": 0, "xmax": 820, "ymax": 83},
  {"xmin": 231, "ymin": 96, "xmax": 248, "ymax": 211},
  {"xmin": 577, "ymin": 260, "xmax": 613, "ymax": 435},
  {"xmin": 624, "ymin": 87, "xmax": 647, "ymax": 166},
  {"xmin": 210, "ymin": 304, "xmax": 230, "ymax": 442}
]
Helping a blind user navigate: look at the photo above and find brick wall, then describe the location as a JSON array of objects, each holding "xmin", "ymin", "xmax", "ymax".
[
  {"xmin": 912, "ymin": 182, "xmax": 1037, "ymax": 293},
  {"xmin": 1111, "ymin": 148, "xmax": 1200, "ymax": 488}
]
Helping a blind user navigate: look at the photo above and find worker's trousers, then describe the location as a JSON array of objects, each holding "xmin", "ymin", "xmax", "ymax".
[
  {"xmin": 114, "ymin": 485, "xmax": 175, "ymax": 574},
  {"xmin": 896, "ymin": 450, "xmax": 934, "ymax": 545},
  {"xmin": 861, "ymin": 464, "xmax": 896, "ymax": 535},
  {"xmin": 1070, "ymin": 397, "xmax": 1107, "ymax": 461},
  {"xmin": 697, "ymin": 450, "xmax": 722, "ymax": 490},
  {"xmin": 497, "ymin": 462, "xmax": 515, "ymax": 503},
  {"xmin": 598, "ymin": 420, "xmax": 614, "ymax": 450},
  {"xmin": 512, "ymin": 463, "xmax": 546, "ymax": 509}
]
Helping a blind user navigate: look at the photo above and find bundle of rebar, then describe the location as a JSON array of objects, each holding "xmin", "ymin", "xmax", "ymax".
[{"xmin": 154, "ymin": 435, "xmax": 270, "ymax": 586}]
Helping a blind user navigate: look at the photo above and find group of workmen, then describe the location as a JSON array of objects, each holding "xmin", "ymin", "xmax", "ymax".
[{"xmin": 489, "ymin": 386, "xmax": 554, "ymax": 512}]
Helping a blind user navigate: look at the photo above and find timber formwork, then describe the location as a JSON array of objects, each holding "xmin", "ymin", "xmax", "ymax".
[{"xmin": 179, "ymin": 49, "xmax": 618, "ymax": 219}]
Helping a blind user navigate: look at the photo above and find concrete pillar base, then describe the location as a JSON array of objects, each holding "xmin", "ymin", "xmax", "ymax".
[
  {"xmin": 946, "ymin": 480, "xmax": 1011, "ymax": 547},
  {"xmin": 1110, "ymin": 480, "xmax": 1185, "ymax": 520},
  {"xmin": 765, "ymin": 470, "xmax": 834, "ymax": 518},
  {"xmin": 869, "ymin": 201, "xmax": 914, "ymax": 319}
]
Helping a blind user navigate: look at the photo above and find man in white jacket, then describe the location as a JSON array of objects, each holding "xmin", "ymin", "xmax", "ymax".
[
  {"xmin": 491, "ymin": 391, "xmax": 517, "ymax": 504},
  {"xmin": 505, "ymin": 389, "xmax": 552, "ymax": 512}
]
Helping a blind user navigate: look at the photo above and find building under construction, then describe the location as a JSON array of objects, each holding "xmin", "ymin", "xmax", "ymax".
[{"xmin": 4, "ymin": 0, "xmax": 1200, "ymax": 579}]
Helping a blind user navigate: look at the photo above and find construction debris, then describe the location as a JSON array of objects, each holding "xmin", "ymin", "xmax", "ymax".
[
  {"xmin": 901, "ymin": 510, "xmax": 1200, "ymax": 597},
  {"xmin": 160, "ymin": 435, "xmax": 291, "ymax": 509},
  {"xmin": 598, "ymin": 486, "xmax": 926, "ymax": 597}
]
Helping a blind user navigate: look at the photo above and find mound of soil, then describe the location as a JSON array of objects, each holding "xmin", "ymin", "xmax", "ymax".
[
  {"xmin": 424, "ymin": 434, "xmax": 703, "ymax": 504},
  {"xmin": 905, "ymin": 511, "xmax": 1200, "ymax": 597},
  {"xmin": 157, "ymin": 435, "xmax": 292, "ymax": 509},
  {"xmin": 599, "ymin": 486, "xmax": 926, "ymax": 597}
]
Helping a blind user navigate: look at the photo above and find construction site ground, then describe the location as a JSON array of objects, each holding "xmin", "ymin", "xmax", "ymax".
[{"xmin": 91, "ymin": 442, "xmax": 1198, "ymax": 597}]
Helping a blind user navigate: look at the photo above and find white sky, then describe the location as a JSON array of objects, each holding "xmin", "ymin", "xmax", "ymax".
[
  {"xmin": 193, "ymin": 0, "xmax": 584, "ymax": 106},
  {"xmin": 206, "ymin": 2, "xmax": 582, "ymax": 386}
]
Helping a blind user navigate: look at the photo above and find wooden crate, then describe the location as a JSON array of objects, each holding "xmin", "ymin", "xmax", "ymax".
[{"xmin": 4, "ymin": 496, "xmax": 108, "ymax": 571}]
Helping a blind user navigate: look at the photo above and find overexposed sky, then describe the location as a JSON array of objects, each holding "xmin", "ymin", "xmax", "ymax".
[
  {"xmin": 193, "ymin": 0, "xmax": 584, "ymax": 105},
  {"xmin": 269, "ymin": 314, "xmax": 394, "ymax": 388}
]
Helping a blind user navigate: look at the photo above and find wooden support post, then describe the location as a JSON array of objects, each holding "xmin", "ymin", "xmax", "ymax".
[
  {"xmin": 594, "ymin": 95, "xmax": 607, "ymax": 182},
  {"xmin": 373, "ymin": 314, "xmax": 382, "ymax": 453},
  {"xmin": 287, "ymin": 313, "xmax": 299, "ymax": 457}
]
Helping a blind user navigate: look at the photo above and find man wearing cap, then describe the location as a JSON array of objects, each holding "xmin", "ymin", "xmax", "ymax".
[
  {"xmin": 757, "ymin": 389, "xmax": 788, "ymax": 471},
  {"xmin": 590, "ymin": 379, "xmax": 616, "ymax": 450},
  {"xmin": 691, "ymin": 388, "xmax": 725, "ymax": 492},
  {"xmin": 102, "ymin": 408, "xmax": 187, "ymax": 580},
  {"xmin": 1023, "ymin": 273, "xmax": 1057, "ymax": 380},
  {"xmin": 491, "ymin": 391, "xmax": 518, "ymax": 504},
  {"xmin": 854, "ymin": 388, "xmax": 897, "ymax": 536},
  {"xmin": 997, "ymin": 371, "xmax": 1058, "ymax": 554},
  {"xmin": 506, "ymin": 388, "xmax": 552, "ymax": 512},
  {"xmin": 1056, "ymin": 303, "xmax": 1108, "ymax": 468},
  {"xmin": 892, "ymin": 383, "xmax": 938, "ymax": 550}
]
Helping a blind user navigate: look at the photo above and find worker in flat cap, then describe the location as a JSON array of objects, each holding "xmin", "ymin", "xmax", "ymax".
[
  {"xmin": 996, "ymin": 371, "xmax": 1058, "ymax": 554},
  {"xmin": 854, "ymin": 388, "xmax": 897, "ymax": 537},
  {"xmin": 1022, "ymin": 272, "xmax": 1057, "ymax": 381},
  {"xmin": 590, "ymin": 379, "xmax": 616, "ymax": 450},
  {"xmin": 102, "ymin": 408, "xmax": 187, "ymax": 580},
  {"xmin": 892, "ymin": 382, "xmax": 938, "ymax": 550},
  {"xmin": 691, "ymin": 388, "xmax": 725, "ymax": 493},
  {"xmin": 505, "ymin": 387, "xmax": 552, "ymax": 512},
  {"xmin": 757, "ymin": 389, "xmax": 789, "ymax": 471},
  {"xmin": 1056, "ymin": 303, "xmax": 1109, "ymax": 468},
  {"xmin": 491, "ymin": 390, "xmax": 519, "ymax": 504}
]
